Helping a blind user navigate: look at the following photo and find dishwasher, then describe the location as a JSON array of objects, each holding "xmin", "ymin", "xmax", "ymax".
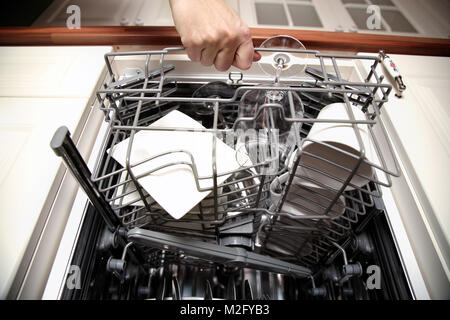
[{"xmin": 47, "ymin": 39, "xmax": 413, "ymax": 300}]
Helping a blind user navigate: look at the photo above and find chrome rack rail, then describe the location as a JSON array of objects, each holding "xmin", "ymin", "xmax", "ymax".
[{"xmin": 54, "ymin": 45, "xmax": 401, "ymax": 271}]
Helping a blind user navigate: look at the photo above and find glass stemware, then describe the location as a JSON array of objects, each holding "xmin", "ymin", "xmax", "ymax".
[
  {"xmin": 258, "ymin": 35, "xmax": 310, "ymax": 80},
  {"xmin": 236, "ymin": 36, "xmax": 308, "ymax": 174},
  {"xmin": 191, "ymin": 81, "xmax": 236, "ymax": 128}
]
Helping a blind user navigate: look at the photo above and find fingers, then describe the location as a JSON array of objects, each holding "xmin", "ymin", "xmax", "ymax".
[
  {"xmin": 214, "ymin": 48, "xmax": 260, "ymax": 71},
  {"xmin": 186, "ymin": 46, "xmax": 201, "ymax": 62},
  {"xmin": 232, "ymin": 38, "xmax": 255, "ymax": 70},
  {"xmin": 253, "ymin": 51, "xmax": 262, "ymax": 62},
  {"xmin": 200, "ymin": 45, "xmax": 221, "ymax": 67},
  {"xmin": 184, "ymin": 33, "xmax": 232, "ymax": 68},
  {"xmin": 214, "ymin": 47, "xmax": 237, "ymax": 71},
  {"xmin": 186, "ymin": 39, "xmax": 260, "ymax": 71}
]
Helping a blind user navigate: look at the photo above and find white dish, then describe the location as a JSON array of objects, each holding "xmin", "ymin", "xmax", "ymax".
[
  {"xmin": 114, "ymin": 170, "xmax": 227, "ymax": 215},
  {"xmin": 270, "ymin": 172, "xmax": 345, "ymax": 219},
  {"xmin": 113, "ymin": 170, "xmax": 153, "ymax": 207},
  {"xmin": 281, "ymin": 179, "xmax": 346, "ymax": 219},
  {"xmin": 108, "ymin": 110, "xmax": 249, "ymax": 219},
  {"xmin": 297, "ymin": 103, "xmax": 378, "ymax": 191}
]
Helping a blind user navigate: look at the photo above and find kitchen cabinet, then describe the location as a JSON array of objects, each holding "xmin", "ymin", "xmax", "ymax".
[
  {"xmin": 32, "ymin": 0, "xmax": 450, "ymax": 39},
  {"xmin": 33, "ymin": 0, "xmax": 144, "ymax": 27},
  {"xmin": 240, "ymin": 0, "xmax": 449, "ymax": 38},
  {"xmin": 357, "ymin": 54, "xmax": 450, "ymax": 299},
  {"xmin": 134, "ymin": 0, "xmax": 239, "ymax": 26},
  {"xmin": 33, "ymin": 0, "xmax": 238, "ymax": 27},
  {"xmin": 0, "ymin": 46, "xmax": 111, "ymax": 299}
]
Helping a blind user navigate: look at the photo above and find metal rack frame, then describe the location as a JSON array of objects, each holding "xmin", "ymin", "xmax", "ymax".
[{"xmin": 85, "ymin": 46, "xmax": 400, "ymax": 267}]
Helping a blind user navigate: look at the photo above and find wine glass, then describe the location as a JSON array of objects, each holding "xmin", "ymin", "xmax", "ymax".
[
  {"xmin": 258, "ymin": 35, "xmax": 310, "ymax": 81},
  {"xmin": 236, "ymin": 36, "xmax": 308, "ymax": 174},
  {"xmin": 191, "ymin": 81, "xmax": 236, "ymax": 128}
]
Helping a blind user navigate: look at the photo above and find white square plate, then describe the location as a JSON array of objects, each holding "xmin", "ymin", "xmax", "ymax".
[{"xmin": 109, "ymin": 110, "xmax": 248, "ymax": 219}]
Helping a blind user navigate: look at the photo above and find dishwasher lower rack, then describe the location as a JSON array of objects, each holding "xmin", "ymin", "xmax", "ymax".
[{"xmin": 71, "ymin": 46, "xmax": 401, "ymax": 273}]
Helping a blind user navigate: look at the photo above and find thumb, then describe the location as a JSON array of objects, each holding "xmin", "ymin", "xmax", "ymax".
[{"xmin": 253, "ymin": 51, "xmax": 261, "ymax": 62}]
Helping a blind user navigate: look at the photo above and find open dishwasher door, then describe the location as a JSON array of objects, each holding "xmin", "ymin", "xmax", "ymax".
[{"xmin": 43, "ymin": 46, "xmax": 435, "ymax": 300}]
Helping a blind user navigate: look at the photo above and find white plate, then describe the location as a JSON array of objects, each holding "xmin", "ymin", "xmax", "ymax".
[
  {"xmin": 109, "ymin": 110, "xmax": 249, "ymax": 219},
  {"xmin": 281, "ymin": 180, "xmax": 346, "ymax": 219},
  {"xmin": 288, "ymin": 103, "xmax": 379, "ymax": 191},
  {"xmin": 114, "ymin": 169, "xmax": 227, "ymax": 216}
]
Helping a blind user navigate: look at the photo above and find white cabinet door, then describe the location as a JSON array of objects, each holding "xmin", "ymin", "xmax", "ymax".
[
  {"xmin": 134, "ymin": 0, "xmax": 239, "ymax": 26},
  {"xmin": 33, "ymin": 0, "xmax": 145, "ymax": 26},
  {"xmin": 136, "ymin": 0, "xmax": 174, "ymax": 26},
  {"xmin": 394, "ymin": 0, "xmax": 450, "ymax": 38},
  {"xmin": 382, "ymin": 55, "xmax": 450, "ymax": 243},
  {"xmin": 0, "ymin": 46, "xmax": 111, "ymax": 299},
  {"xmin": 240, "ymin": 0, "xmax": 449, "ymax": 38},
  {"xmin": 338, "ymin": 0, "xmax": 449, "ymax": 38},
  {"xmin": 32, "ymin": 0, "xmax": 449, "ymax": 38},
  {"xmin": 0, "ymin": 97, "xmax": 91, "ymax": 298},
  {"xmin": 357, "ymin": 54, "xmax": 450, "ymax": 299},
  {"xmin": 240, "ymin": 0, "xmax": 336, "ymax": 31}
]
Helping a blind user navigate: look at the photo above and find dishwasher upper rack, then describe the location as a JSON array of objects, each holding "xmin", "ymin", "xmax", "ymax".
[
  {"xmin": 90, "ymin": 105, "xmax": 274, "ymax": 238},
  {"xmin": 91, "ymin": 47, "xmax": 401, "ymax": 240}
]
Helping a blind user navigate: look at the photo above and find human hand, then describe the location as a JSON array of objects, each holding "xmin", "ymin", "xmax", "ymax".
[{"xmin": 169, "ymin": 0, "xmax": 261, "ymax": 71}]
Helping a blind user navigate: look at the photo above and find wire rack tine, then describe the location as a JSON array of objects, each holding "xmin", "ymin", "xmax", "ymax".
[{"xmin": 91, "ymin": 46, "xmax": 398, "ymax": 266}]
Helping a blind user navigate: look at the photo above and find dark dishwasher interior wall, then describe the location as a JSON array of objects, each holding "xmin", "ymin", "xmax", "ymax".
[{"xmin": 61, "ymin": 204, "xmax": 412, "ymax": 300}]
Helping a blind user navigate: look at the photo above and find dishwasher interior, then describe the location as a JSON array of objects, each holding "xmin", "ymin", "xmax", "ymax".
[{"xmin": 52, "ymin": 45, "xmax": 412, "ymax": 300}]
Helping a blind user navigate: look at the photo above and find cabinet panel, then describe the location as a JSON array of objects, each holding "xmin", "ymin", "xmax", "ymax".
[
  {"xmin": 0, "ymin": 46, "xmax": 111, "ymax": 299},
  {"xmin": 33, "ymin": 0, "xmax": 144, "ymax": 26},
  {"xmin": 135, "ymin": 0, "xmax": 239, "ymax": 26},
  {"xmin": 0, "ymin": 46, "xmax": 109, "ymax": 98},
  {"xmin": 32, "ymin": 0, "xmax": 449, "ymax": 38},
  {"xmin": 241, "ymin": 0, "xmax": 449, "ymax": 38}
]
